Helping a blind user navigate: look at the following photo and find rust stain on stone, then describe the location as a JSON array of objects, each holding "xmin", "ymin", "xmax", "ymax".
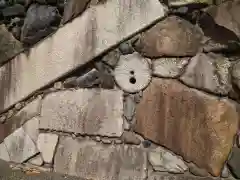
[{"xmin": 134, "ymin": 78, "xmax": 238, "ymax": 176}]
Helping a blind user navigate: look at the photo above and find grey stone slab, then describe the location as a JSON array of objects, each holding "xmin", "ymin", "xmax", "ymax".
[
  {"xmin": 0, "ymin": 0, "xmax": 167, "ymax": 113},
  {"xmin": 28, "ymin": 154, "xmax": 44, "ymax": 166},
  {"xmin": 0, "ymin": 143, "xmax": 10, "ymax": 162},
  {"xmin": 4, "ymin": 127, "xmax": 39, "ymax": 163},
  {"xmin": 54, "ymin": 137, "xmax": 147, "ymax": 180},
  {"xmin": 37, "ymin": 133, "xmax": 59, "ymax": 164},
  {"xmin": 23, "ymin": 117, "xmax": 39, "ymax": 143},
  {"xmin": 39, "ymin": 89, "xmax": 124, "ymax": 137}
]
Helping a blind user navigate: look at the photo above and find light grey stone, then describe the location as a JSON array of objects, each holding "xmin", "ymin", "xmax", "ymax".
[
  {"xmin": 28, "ymin": 154, "xmax": 44, "ymax": 166},
  {"xmin": 0, "ymin": 143, "xmax": 10, "ymax": 162},
  {"xmin": 23, "ymin": 117, "xmax": 39, "ymax": 142},
  {"xmin": 0, "ymin": 0, "xmax": 167, "ymax": 114},
  {"xmin": 54, "ymin": 137, "xmax": 147, "ymax": 179},
  {"xmin": 39, "ymin": 89, "xmax": 124, "ymax": 137},
  {"xmin": 221, "ymin": 165, "xmax": 229, "ymax": 178},
  {"xmin": 37, "ymin": 133, "xmax": 59, "ymax": 164},
  {"xmin": 4, "ymin": 127, "xmax": 39, "ymax": 163},
  {"xmin": 102, "ymin": 49, "xmax": 121, "ymax": 67},
  {"xmin": 123, "ymin": 94, "xmax": 136, "ymax": 121},
  {"xmin": 121, "ymin": 131, "xmax": 141, "ymax": 145},
  {"xmin": 180, "ymin": 53, "xmax": 232, "ymax": 95},
  {"xmin": 148, "ymin": 147, "xmax": 188, "ymax": 173},
  {"xmin": 153, "ymin": 57, "xmax": 190, "ymax": 78},
  {"xmin": 114, "ymin": 53, "xmax": 152, "ymax": 93}
]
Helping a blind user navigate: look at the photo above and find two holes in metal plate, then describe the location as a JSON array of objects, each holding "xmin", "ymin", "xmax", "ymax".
[{"xmin": 129, "ymin": 71, "xmax": 136, "ymax": 84}]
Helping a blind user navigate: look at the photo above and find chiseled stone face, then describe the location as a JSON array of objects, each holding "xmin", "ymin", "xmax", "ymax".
[
  {"xmin": 39, "ymin": 89, "xmax": 124, "ymax": 137},
  {"xmin": 134, "ymin": 78, "xmax": 238, "ymax": 176},
  {"xmin": 54, "ymin": 137, "xmax": 147, "ymax": 179}
]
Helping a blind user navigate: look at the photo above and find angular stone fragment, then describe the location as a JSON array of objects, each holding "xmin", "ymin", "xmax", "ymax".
[
  {"xmin": 23, "ymin": 117, "xmax": 39, "ymax": 143},
  {"xmin": 121, "ymin": 131, "xmax": 141, "ymax": 145},
  {"xmin": 28, "ymin": 154, "xmax": 43, "ymax": 166},
  {"xmin": 134, "ymin": 16, "xmax": 203, "ymax": 58},
  {"xmin": 227, "ymin": 147, "xmax": 240, "ymax": 179},
  {"xmin": 134, "ymin": 78, "xmax": 238, "ymax": 176},
  {"xmin": 114, "ymin": 53, "xmax": 152, "ymax": 93},
  {"xmin": 148, "ymin": 147, "xmax": 188, "ymax": 173},
  {"xmin": 0, "ymin": 0, "xmax": 167, "ymax": 114},
  {"xmin": 61, "ymin": 0, "xmax": 90, "ymax": 24},
  {"xmin": 4, "ymin": 127, "xmax": 39, "ymax": 163},
  {"xmin": 37, "ymin": 133, "xmax": 58, "ymax": 164},
  {"xmin": 153, "ymin": 57, "xmax": 190, "ymax": 78},
  {"xmin": 0, "ymin": 25, "xmax": 23, "ymax": 64},
  {"xmin": 0, "ymin": 143, "xmax": 10, "ymax": 162},
  {"xmin": 54, "ymin": 137, "xmax": 147, "ymax": 179},
  {"xmin": 180, "ymin": 53, "xmax": 232, "ymax": 95},
  {"xmin": 1, "ymin": 97, "xmax": 42, "ymax": 142},
  {"xmin": 206, "ymin": 1, "xmax": 240, "ymax": 38},
  {"xmin": 123, "ymin": 94, "xmax": 136, "ymax": 121},
  {"xmin": 39, "ymin": 89, "xmax": 123, "ymax": 137}
]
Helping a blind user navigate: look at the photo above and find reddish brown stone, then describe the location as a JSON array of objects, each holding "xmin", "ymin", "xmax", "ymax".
[{"xmin": 134, "ymin": 78, "xmax": 238, "ymax": 176}]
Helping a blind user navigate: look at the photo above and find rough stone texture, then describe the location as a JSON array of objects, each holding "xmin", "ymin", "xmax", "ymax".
[
  {"xmin": 0, "ymin": 97, "xmax": 42, "ymax": 142},
  {"xmin": 221, "ymin": 165, "xmax": 229, "ymax": 178},
  {"xmin": 148, "ymin": 172, "xmax": 217, "ymax": 180},
  {"xmin": 148, "ymin": 147, "xmax": 188, "ymax": 173},
  {"xmin": 0, "ymin": 0, "xmax": 167, "ymax": 113},
  {"xmin": 206, "ymin": 1, "xmax": 240, "ymax": 38},
  {"xmin": 4, "ymin": 127, "xmax": 39, "ymax": 163},
  {"xmin": 39, "ymin": 89, "xmax": 123, "ymax": 137},
  {"xmin": 188, "ymin": 163, "xmax": 209, "ymax": 177},
  {"xmin": 23, "ymin": 117, "xmax": 39, "ymax": 143},
  {"xmin": 61, "ymin": 0, "xmax": 90, "ymax": 24},
  {"xmin": 0, "ymin": 143, "xmax": 10, "ymax": 162},
  {"xmin": 54, "ymin": 137, "xmax": 147, "ymax": 179},
  {"xmin": 153, "ymin": 57, "xmax": 190, "ymax": 78},
  {"xmin": 0, "ymin": 24, "xmax": 23, "ymax": 64},
  {"xmin": 134, "ymin": 16, "xmax": 203, "ymax": 58},
  {"xmin": 121, "ymin": 131, "xmax": 141, "ymax": 145},
  {"xmin": 37, "ymin": 133, "xmax": 59, "ymax": 164},
  {"xmin": 169, "ymin": 0, "xmax": 213, "ymax": 6},
  {"xmin": 101, "ymin": 49, "xmax": 121, "ymax": 68},
  {"xmin": 114, "ymin": 53, "xmax": 152, "ymax": 93},
  {"xmin": 180, "ymin": 53, "xmax": 232, "ymax": 95},
  {"xmin": 134, "ymin": 78, "xmax": 239, "ymax": 176},
  {"xmin": 123, "ymin": 94, "xmax": 136, "ymax": 121},
  {"xmin": 28, "ymin": 154, "xmax": 44, "ymax": 166},
  {"xmin": 231, "ymin": 60, "xmax": 240, "ymax": 90},
  {"xmin": 227, "ymin": 147, "xmax": 240, "ymax": 179}
]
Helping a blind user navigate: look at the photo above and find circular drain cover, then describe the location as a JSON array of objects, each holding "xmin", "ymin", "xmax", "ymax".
[{"xmin": 114, "ymin": 52, "xmax": 152, "ymax": 93}]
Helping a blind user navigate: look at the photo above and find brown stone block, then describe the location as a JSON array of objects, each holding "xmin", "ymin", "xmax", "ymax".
[{"xmin": 134, "ymin": 78, "xmax": 238, "ymax": 176}]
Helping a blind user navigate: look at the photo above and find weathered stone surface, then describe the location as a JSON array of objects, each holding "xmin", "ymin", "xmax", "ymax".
[
  {"xmin": 227, "ymin": 147, "xmax": 240, "ymax": 179},
  {"xmin": 37, "ymin": 133, "xmax": 58, "ymax": 164},
  {"xmin": 102, "ymin": 49, "xmax": 121, "ymax": 68},
  {"xmin": 0, "ymin": 24, "xmax": 23, "ymax": 64},
  {"xmin": 188, "ymin": 163, "xmax": 209, "ymax": 177},
  {"xmin": 23, "ymin": 117, "xmax": 39, "ymax": 142},
  {"xmin": 148, "ymin": 147, "xmax": 188, "ymax": 173},
  {"xmin": 61, "ymin": 0, "xmax": 90, "ymax": 24},
  {"xmin": 206, "ymin": 1, "xmax": 240, "ymax": 38},
  {"xmin": 123, "ymin": 94, "xmax": 136, "ymax": 121},
  {"xmin": 28, "ymin": 154, "xmax": 43, "ymax": 166},
  {"xmin": 134, "ymin": 16, "xmax": 203, "ymax": 58},
  {"xmin": 180, "ymin": 53, "xmax": 232, "ymax": 95},
  {"xmin": 114, "ymin": 53, "xmax": 152, "ymax": 93},
  {"xmin": 0, "ymin": 0, "xmax": 167, "ymax": 113},
  {"xmin": 0, "ymin": 143, "xmax": 10, "ymax": 162},
  {"xmin": 0, "ymin": 97, "xmax": 42, "ymax": 142},
  {"xmin": 169, "ymin": 0, "xmax": 213, "ymax": 6},
  {"xmin": 231, "ymin": 60, "xmax": 240, "ymax": 90},
  {"xmin": 39, "ymin": 89, "xmax": 123, "ymax": 137},
  {"xmin": 153, "ymin": 57, "xmax": 189, "ymax": 78},
  {"xmin": 2, "ymin": 4, "xmax": 25, "ymax": 17},
  {"xmin": 54, "ymin": 137, "xmax": 147, "ymax": 179},
  {"xmin": 121, "ymin": 131, "xmax": 141, "ymax": 145},
  {"xmin": 21, "ymin": 4, "xmax": 60, "ymax": 45},
  {"xmin": 221, "ymin": 165, "xmax": 229, "ymax": 178},
  {"xmin": 134, "ymin": 78, "xmax": 238, "ymax": 176},
  {"xmin": 4, "ymin": 127, "xmax": 39, "ymax": 163},
  {"xmin": 148, "ymin": 172, "xmax": 218, "ymax": 180}
]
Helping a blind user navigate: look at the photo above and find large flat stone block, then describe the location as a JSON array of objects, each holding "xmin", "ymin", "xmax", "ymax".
[
  {"xmin": 54, "ymin": 137, "xmax": 147, "ymax": 180},
  {"xmin": 0, "ymin": 0, "xmax": 167, "ymax": 113},
  {"xmin": 39, "ymin": 89, "xmax": 123, "ymax": 137}
]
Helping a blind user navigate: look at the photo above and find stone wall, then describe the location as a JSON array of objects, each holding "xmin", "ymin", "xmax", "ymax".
[{"xmin": 1, "ymin": 0, "xmax": 240, "ymax": 180}]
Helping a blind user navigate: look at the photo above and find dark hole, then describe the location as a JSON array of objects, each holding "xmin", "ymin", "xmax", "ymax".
[
  {"xmin": 130, "ymin": 70, "xmax": 134, "ymax": 75},
  {"xmin": 129, "ymin": 77, "xmax": 136, "ymax": 84}
]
